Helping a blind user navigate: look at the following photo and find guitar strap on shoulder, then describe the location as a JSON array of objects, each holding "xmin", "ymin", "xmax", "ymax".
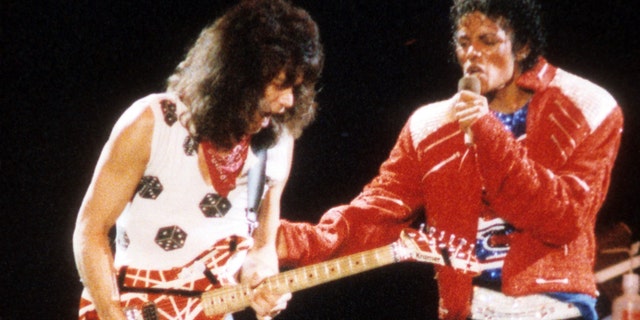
[{"xmin": 246, "ymin": 145, "xmax": 267, "ymax": 235}]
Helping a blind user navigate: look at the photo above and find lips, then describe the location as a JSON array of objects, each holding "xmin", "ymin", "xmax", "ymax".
[{"xmin": 466, "ymin": 65, "xmax": 483, "ymax": 75}]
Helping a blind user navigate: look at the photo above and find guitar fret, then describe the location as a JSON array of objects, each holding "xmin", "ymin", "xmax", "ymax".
[
  {"xmin": 278, "ymin": 245, "xmax": 393, "ymax": 292},
  {"xmin": 202, "ymin": 285, "xmax": 251, "ymax": 316}
]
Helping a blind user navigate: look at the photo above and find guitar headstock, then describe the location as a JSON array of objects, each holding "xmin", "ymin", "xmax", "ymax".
[{"xmin": 393, "ymin": 226, "xmax": 479, "ymax": 274}]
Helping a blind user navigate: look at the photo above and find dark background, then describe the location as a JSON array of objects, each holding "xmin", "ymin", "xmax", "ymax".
[{"xmin": 2, "ymin": 0, "xmax": 638, "ymax": 319}]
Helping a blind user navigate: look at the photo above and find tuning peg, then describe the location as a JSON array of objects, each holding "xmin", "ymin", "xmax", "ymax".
[
  {"xmin": 466, "ymin": 243, "xmax": 476, "ymax": 260},
  {"xmin": 448, "ymin": 234, "xmax": 456, "ymax": 248},
  {"xmin": 464, "ymin": 243, "xmax": 479, "ymax": 273},
  {"xmin": 455, "ymin": 238, "xmax": 467, "ymax": 254}
]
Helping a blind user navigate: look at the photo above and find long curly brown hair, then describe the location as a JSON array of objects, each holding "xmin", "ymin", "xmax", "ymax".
[{"xmin": 167, "ymin": 0, "xmax": 324, "ymax": 149}]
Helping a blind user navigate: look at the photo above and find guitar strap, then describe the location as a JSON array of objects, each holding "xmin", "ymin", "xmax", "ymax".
[{"xmin": 246, "ymin": 144, "xmax": 267, "ymax": 235}]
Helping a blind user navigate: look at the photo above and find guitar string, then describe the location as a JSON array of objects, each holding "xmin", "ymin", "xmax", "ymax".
[
  {"xmin": 116, "ymin": 233, "xmax": 475, "ymax": 316},
  {"xmin": 202, "ymin": 246, "xmax": 399, "ymax": 315},
  {"xmin": 121, "ymin": 247, "xmax": 395, "ymax": 317}
]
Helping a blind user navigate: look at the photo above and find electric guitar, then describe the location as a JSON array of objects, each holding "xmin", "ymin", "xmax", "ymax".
[{"xmin": 78, "ymin": 227, "xmax": 479, "ymax": 320}]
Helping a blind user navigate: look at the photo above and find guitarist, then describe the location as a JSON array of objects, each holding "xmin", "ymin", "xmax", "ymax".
[
  {"xmin": 276, "ymin": 0, "xmax": 623, "ymax": 319},
  {"xmin": 72, "ymin": 1, "xmax": 324, "ymax": 319}
]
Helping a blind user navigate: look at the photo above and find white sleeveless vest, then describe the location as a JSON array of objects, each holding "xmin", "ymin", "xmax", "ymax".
[{"xmin": 113, "ymin": 93, "xmax": 292, "ymax": 270}]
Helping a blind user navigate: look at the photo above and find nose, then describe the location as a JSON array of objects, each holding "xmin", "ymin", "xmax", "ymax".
[
  {"xmin": 466, "ymin": 44, "xmax": 481, "ymax": 59},
  {"xmin": 276, "ymin": 89, "xmax": 294, "ymax": 113}
]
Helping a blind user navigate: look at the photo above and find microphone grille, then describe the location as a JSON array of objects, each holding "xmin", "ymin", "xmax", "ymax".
[{"xmin": 458, "ymin": 76, "xmax": 481, "ymax": 94}]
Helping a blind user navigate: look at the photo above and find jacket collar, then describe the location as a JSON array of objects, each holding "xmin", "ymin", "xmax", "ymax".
[{"xmin": 516, "ymin": 57, "xmax": 557, "ymax": 92}]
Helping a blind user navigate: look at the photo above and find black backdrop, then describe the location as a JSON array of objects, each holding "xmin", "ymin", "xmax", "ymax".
[{"xmin": 2, "ymin": 1, "xmax": 638, "ymax": 319}]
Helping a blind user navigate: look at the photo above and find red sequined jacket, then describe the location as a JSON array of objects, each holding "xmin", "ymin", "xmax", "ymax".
[{"xmin": 278, "ymin": 58, "xmax": 623, "ymax": 319}]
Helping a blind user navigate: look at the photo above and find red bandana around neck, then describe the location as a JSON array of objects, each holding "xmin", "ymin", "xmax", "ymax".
[{"xmin": 200, "ymin": 136, "xmax": 250, "ymax": 198}]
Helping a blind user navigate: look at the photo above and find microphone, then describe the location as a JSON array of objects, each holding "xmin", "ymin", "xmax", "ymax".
[{"xmin": 457, "ymin": 76, "xmax": 481, "ymax": 145}]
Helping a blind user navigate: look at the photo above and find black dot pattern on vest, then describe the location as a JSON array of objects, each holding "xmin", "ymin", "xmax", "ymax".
[
  {"xmin": 183, "ymin": 136, "xmax": 198, "ymax": 156},
  {"xmin": 199, "ymin": 193, "xmax": 232, "ymax": 218},
  {"xmin": 161, "ymin": 100, "xmax": 177, "ymax": 126},
  {"xmin": 117, "ymin": 231, "xmax": 130, "ymax": 249},
  {"xmin": 136, "ymin": 176, "xmax": 163, "ymax": 199},
  {"xmin": 155, "ymin": 225, "xmax": 187, "ymax": 251}
]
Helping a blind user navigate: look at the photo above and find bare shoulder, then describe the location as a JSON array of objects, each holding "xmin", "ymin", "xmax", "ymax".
[
  {"xmin": 111, "ymin": 96, "xmax": 158, "ymax": 140},
  {"xmin": 103, "ymin": 96, "xmax": 161, "ymax": 169},
  {"xmin": 76, "ymin": 96, "xmax": 162, "ymax": 229}
]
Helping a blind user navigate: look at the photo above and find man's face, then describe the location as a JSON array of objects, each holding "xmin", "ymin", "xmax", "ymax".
[
  {"xmin": 454, "ymin": 12, "xmax": 520, "ymax": 95},
  {"xmin": 247, "ymin": 71, "xmax": 299, "ymax": 134}
]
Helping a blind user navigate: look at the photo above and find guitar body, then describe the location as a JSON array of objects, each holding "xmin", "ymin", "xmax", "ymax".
[
  {"xmin": 78, "ymin": 235, "xmax": 252, "ymax": 320},
  {"xmin": 79, "ymin": 292, "xmax": 217, "ymax": 320}
]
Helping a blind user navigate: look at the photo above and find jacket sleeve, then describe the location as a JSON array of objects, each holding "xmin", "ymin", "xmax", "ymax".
[
  {"xmin": 279, "ymin": 123, "xmax": 425, "ymax": 267},
  {"xmin": 471, "ymin": 105, "xmax": 623, "ymax": 246}
]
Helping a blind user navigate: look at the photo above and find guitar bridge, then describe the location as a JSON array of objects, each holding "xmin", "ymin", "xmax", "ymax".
[
  {"xmin": 123, "ymin": 302, "xmax": 158, "ymax": 320},
  {"xmin": 142, "ymin": 302, "xmax": 158, "ymax": 320}
]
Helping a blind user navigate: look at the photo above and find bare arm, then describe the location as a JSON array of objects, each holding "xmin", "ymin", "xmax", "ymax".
[{"xmin": 72, "ymin": 103, "xmax": 153, "ymax": 319}]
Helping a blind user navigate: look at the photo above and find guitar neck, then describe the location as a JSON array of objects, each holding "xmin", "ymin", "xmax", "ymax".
[{"xmin": 201, "ymin": 243, "xmax": 397, "ymax": 317}]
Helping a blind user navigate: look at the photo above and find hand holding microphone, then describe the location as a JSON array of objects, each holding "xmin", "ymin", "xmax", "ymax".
[{"xmin": 455, "ymin": 75, "xmax": 488, "ymax": 145}]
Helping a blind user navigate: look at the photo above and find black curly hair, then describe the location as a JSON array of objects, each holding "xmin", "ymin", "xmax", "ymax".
[
  {"xmin": 167, "ymin": 0, "xmax": 324, "ymax": 149},
  {"xmin": 450, "ymin": 0, "xmax": 546, "ymax": 71}
]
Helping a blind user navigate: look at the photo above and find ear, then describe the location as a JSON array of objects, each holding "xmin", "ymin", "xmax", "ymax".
[{"xmin": 515, "ymin": 43, "xmax": 531, "ymax": 62}]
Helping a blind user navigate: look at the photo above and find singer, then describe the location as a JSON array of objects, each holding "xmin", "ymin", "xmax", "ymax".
[
  {"xmin": 72, "ymin": 1, "xmax": 324, "ymax": 319},
  {"xmin": 276, "ymin": 0, "xmax": 623, "ymax": 319}
]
